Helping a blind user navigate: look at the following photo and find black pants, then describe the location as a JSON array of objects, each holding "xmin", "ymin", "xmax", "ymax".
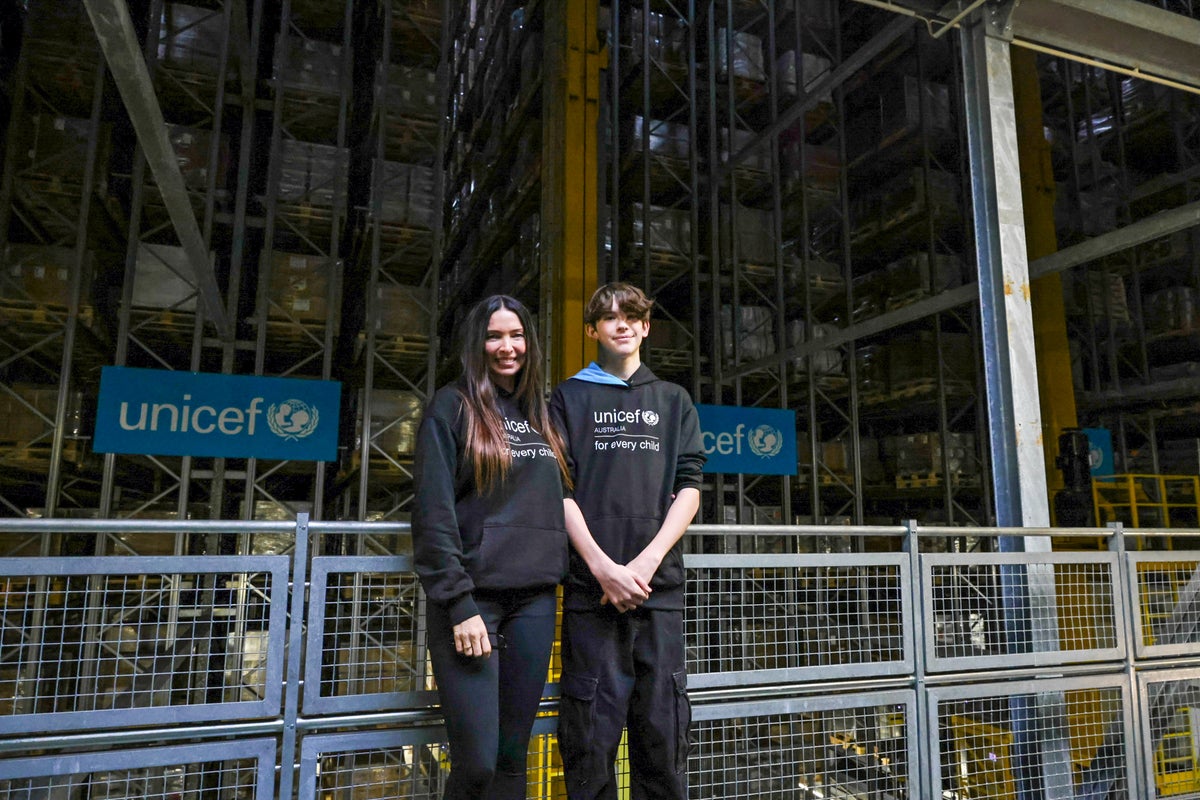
[
  {"xmin": 426, "ymin": 588, "xmax": 557, "ymax": 800},
  {"xmin": 558, "ymin": 606, "xmax": 690, "ymax": 800}
]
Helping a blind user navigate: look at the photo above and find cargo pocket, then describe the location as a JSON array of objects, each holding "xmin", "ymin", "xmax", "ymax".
[
  {"xmin": 672, "ymin": 670, "xmax": 691, "ymax": 773},
  {"xmin": 558, "ymin": 673, "xmax": 600, "ymax": 788}
]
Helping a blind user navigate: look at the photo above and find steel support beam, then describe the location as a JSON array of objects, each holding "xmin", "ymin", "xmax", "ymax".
[
  {"xmin": 961, "ymin": 9, "xmax": 1049, "ymax": 531},
  {"xmin": 1010, "ymin": 0, "xmax": 1200, "ymax": 91},
  {"xmin": 1031, "ymin": 200, "xmax": 1200, "ymax": 280},
  {"xmin": 83, "ymin": 0, "xmax": 232, "ymax": 340},
  {"xmin": 963, "ymin": 10, "xmax": 1073, "ymax": 800}
]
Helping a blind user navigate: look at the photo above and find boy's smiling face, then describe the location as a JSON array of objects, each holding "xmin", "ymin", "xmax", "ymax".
[{"xmin": 587, "ymin": 299, "xmax": 650, "ymax": 359}]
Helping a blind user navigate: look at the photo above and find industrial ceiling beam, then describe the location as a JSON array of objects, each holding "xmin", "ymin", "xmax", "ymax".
[
  {"xmin": 1009, "ymin": 0, "xmax": 1200, "ymax": 91},
  {"xmin": 83, "ymin": 0, "xmax": 233, "ymax": 341}
]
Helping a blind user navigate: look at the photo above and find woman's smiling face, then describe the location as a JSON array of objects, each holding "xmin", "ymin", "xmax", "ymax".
[{"xmin": 484, "ymin": 307, "xmax": 525, "ymax": 391}]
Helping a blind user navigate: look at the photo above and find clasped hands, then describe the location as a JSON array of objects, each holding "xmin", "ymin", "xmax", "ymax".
[{"xmin": 597, "ymin": 553, "xmax": 656, "ymax": 613}]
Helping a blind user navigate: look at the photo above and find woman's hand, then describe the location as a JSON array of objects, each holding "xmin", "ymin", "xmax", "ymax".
[{"xmin": 453, "ymin": 614, "xmax": 491, "ymax": 658}]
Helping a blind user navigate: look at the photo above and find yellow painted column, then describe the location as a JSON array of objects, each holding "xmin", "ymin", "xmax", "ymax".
[
  {"xmin": 1012, "ymin": 49, "xmax": 1078, "ymax": 501},
  {"xmin": 542, "ymin": 0, "xmax": 604, "ymax": 383}
]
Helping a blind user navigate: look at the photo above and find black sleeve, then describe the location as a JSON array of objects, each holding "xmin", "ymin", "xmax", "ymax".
[
  {"xmin": 549, "ymin": 386, "xmax": 577, "ymax": 499},
  {"xmin": 673, "ymin": 394, "xmax": 707, "ymax": 493},
  {"xmin": 411, "ymin": 394, "xmax": 479, "ymax": 624}
]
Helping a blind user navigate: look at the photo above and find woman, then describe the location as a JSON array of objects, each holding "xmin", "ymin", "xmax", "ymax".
[{"xmin": 412, "ymin": 294, "xmax": 572, "ymax": 799}]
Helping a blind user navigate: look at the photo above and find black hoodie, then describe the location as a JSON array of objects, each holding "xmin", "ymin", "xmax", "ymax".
[
  {"xmin": 550, "ymin": 363, "xmax": 706, "ymax": 611},
  {"xmin": 412, "ymin": 381, "xmax": 568, "ymax": 624}
]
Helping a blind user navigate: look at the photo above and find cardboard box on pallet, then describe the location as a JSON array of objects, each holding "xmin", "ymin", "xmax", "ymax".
[
  {"xmin": 0, "ymin": 384, "xmax": 87, "ymax": 444},
  {"xmin": 372, "ymin": 161, "xmax": 437, "ymax": 229},
  {"xmin": 884, "ymin": 252, "xmax": 963, "ymax": 305},
  {"xmin": 358, "ymin": 389, "xmax": 423, "ymax": 458},
  {"xmin": 886, "ymin": 331, "xmax": 974, "ymax": 390},
  {"xmin": 17, "ymin": 115, "xmax": 112, "ymax": 188},
  {"xmin": 722, "ymin": 304, "xmax": 774, "ymax": 363},
  {"xmin": 165, "ymin": 124, "xmax": 229, "ymax": 191},
  {"xmin": 131, "ymin": 243, "xmax": 206, "ymax": 311},
  {"xmin": 797, "ymin": 434, "xmax": 884, "ymax": 484},
  {"xmin": 884, "ymin": 432, "xmax": 978, "ymax": 479},
  {"xmin": 3, "ymin": 244, "xmax": 92, "ymax": 307},
  {"xmin": 268, "ymin": 252, "xmax": 334, "ymax": 322},
  {"xmin": 786, "ymin": 320, "xmax": 843, "ymax": 375},
  {"xmin": 277, "ymin": 140, "xmax": 350, "ymax": 207},
  {"xmin": 278, "ymin": 37, "xmax": 344, "ymax": 94},
  {"xmin": 373, "ymin": 284, "xmax": 431, "ymax": 337},
  {"xmin": 388, "ymin": 64, "xmax": 439, "ymax": 118},
  {"xmin": 157, "ymin": 3, "xmax": 225, "ymax": 74}
]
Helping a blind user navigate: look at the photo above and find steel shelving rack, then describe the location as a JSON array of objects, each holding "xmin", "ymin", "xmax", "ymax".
[{"xmin": 0, "ymin": 1, "xmax": 442, "ymax": 541}]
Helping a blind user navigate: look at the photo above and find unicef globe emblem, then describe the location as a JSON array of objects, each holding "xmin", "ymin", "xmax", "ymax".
[
  {"xmin": 643, "ymin": 410, "xmax": 660, "ymax": 425},
  {"xmin": 748, "ymin": 424, "xmax": 783, "ymax": 458},
  {"xmin": 267, "ymin": 399, "xmax": 320, "ymax": 441}
]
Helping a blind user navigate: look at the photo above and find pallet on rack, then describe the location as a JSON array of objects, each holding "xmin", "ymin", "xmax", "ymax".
[
  {"xmin": 895, "ymin": 471, "xmax": 981, "ymax": 490},
  {"xmin": 0, "ymin": 299, "xmax": 93, "ymax": 329},
  {"xmin": 796, "ymin": 471, "xmax": 854, "ymax": 487},
  {"xmin": 889, "ymin": 378, "xmax": 974, "ymax": 401},
  {"xmin": 859, "ymin": 389, "xmax": 890, "ymax": 407},
  {"xmin": 1, "ymin": 437, "xmax": 92, "ymax": 471}
]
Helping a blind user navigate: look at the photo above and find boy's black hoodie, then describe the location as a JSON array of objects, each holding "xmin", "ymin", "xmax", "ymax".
[
  {"xmin": 412, "ymin": 381, "xmax": 568, "ymax": 625},
  {"xmin": 550, "ymin": 363, "xmax": 706, "ymax": 611}
]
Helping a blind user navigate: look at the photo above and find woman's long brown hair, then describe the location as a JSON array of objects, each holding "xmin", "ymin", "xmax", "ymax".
[{"xmin": 458, "ymin": 295, "xmax": 572, "ymax": 495}]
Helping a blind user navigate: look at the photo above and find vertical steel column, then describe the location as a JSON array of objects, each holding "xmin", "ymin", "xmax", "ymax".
[
  {"xmin": 960, "ymin": 7, "xmax": 1050, "ymax": 531},
  {"xmin": 962, "ymin": 8, "xmax": 1071, "ymax": 799},
  {"xmin": 43, "ymin": 61, "xmax": 105, "ymax": 520},
  {"xmin": 542, "ymin": 0, "xmax": 603, "ymax": 384},
  {"xmin": 215, "ymin": 0, "xmax": 259, "ymax": 525}
]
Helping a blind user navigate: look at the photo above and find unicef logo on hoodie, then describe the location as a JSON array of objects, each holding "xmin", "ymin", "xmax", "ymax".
[
  {"xmin": 748, "ymin": 424, "xmax": 783, "ymax": 458},
  {"xmin": 268, "ymin": 399, "xmax": 320, "ymax": 440}
]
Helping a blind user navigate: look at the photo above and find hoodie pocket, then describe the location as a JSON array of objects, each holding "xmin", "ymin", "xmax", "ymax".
[{"xmin": 474, "ymin": 524, "xmax": 567, "ymax": 588}]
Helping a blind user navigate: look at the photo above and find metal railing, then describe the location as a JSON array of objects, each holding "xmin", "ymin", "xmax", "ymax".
[{"xmin": 2, "ymin": 517, "xmax": 1198, "ymax": 798}]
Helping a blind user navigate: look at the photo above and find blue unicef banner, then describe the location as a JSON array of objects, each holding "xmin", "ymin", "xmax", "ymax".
[
  {"xmin": 1083, "ymin": 427, "xmax": 1114, "ymax": 476},
  {"xmin": 94, "ymin": 367, "xmax": 341, "ymax": 461},
  {"xmin": 696, "ymin": 404, "xmax": 797, "ymax": 476}
]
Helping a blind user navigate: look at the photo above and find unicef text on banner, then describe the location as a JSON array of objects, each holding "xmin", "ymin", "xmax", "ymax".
[{"xmin": 93, "ymin": 366, "xmax": 341, "ymax": 461}]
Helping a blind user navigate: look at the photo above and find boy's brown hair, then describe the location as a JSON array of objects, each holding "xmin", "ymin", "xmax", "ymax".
[{"xmin": 584, "ymin": 282, "xmax": 655, "ymax": 327}]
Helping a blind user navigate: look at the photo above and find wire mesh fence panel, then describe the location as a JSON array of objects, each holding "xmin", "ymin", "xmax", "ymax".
[
  {"xmin": 922, "ymin": 552, "xmax": 1125, "ymax": 671},
  {"xmin": 1139, "ymin": 667, "xmax": 1200, "ymax": 799},
  {"xmin": 298, "ymin": 718, "xmax": 562, "ymax": 800},
  {"xmin": 0, "ymin": 738, "xmax": 276, "ymax": 799},
  {"xmin": 930, "ymin": 675, "xmax": 1135, "ymax": 799},
  {"xmin": 0, "ymin": 556, "xmax": 287, "ymax": 733},
  {"xmin": 690, "ymin": 691, "xmax": 916, "ymax": 799},
  {"xmin": 304, "ymin": 556, "xmax": 433, "ymax": 713},
  {"xmin": 684, "ymin": 554, "xmax": 912, "ymax": 687},
  {"xmin": 1128, "ymin": 553, "xmax": 1200, "ymax": 659}
]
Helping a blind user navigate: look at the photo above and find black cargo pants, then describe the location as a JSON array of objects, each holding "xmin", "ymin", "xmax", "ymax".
[{"xmin": 557, "ymin": 605, "xmax": 690, "ymax": 800}]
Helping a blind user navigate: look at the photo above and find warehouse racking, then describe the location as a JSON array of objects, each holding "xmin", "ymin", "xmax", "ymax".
[
  {"xmin": 3, "ymin": 1, "xmax": 1198, "ymax": 535},
  {"xmin": 3, "ymin": 1, "xmax": 1200, "ymax": 798},
  {"xmin": 0, "ymin": 0, "xmax": 442, "ymax": 539}
]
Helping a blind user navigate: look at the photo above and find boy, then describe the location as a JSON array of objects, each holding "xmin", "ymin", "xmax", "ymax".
[{"xmin": 550, "ymin": 282, "xmax": 706, "ymax": 800}]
